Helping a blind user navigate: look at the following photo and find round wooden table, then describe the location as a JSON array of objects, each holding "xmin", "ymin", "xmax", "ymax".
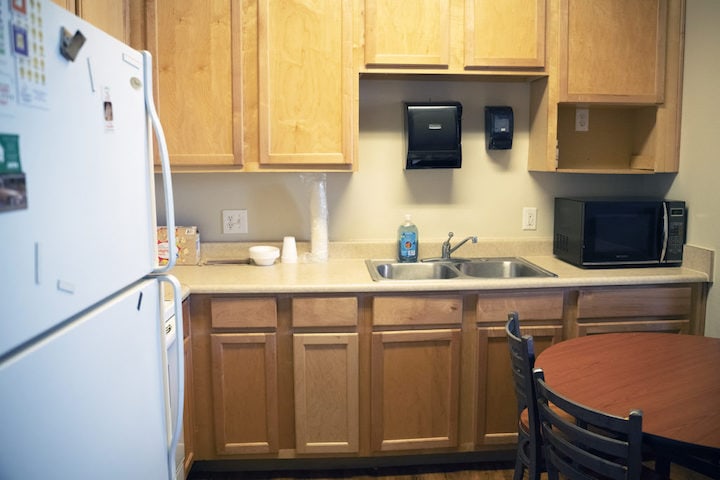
[{"xmin": 535, "ymin": 332, "xmax": 720, "ymax": 452}]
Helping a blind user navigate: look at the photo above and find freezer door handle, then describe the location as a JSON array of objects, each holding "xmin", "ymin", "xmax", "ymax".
[
  {"xmin": 154, "ymin": 274, "xmax": 184, "ymax": 480},
  {"xmin": 142, "ymin": 51, "xmax": 177, "ymax": 274}
]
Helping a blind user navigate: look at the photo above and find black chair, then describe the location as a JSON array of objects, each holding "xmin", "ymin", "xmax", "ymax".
[
  {"xmin": 533, "ymin": 368, "xmax": 665, "ymax": 480},
  {"xmin": 652, "ymin": 441, "xmax": 720, "ymax": 478},
  {"xmin": 506, "ymin": 311, "xmax": 543, "ymax": 480}
]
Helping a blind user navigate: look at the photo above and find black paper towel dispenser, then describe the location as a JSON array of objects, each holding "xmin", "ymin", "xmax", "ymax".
[{"xmin": 404, "ymin": 102, "xmax": 462, "ymax": 169}]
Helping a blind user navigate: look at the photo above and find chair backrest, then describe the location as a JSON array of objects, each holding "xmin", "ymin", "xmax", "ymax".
[
  {"xmin": 505, "ymin": 312, "xmax": 540, "ymax": 439},
  {"xmin": 533, "ymin": 368, "xmax": 645, "ymax": 480}
]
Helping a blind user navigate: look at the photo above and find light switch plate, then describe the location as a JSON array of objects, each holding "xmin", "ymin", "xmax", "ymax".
[
  {"xmin": 522, "ymin": 207, "xmax": 537, "ymax": 231},
  {"xmin": 575, "ymin": 108, "xmax": 589, "ymax": 132},
  {"xmin": 222, "ymin": 209, "xmax": 248, "ymax": 234}
]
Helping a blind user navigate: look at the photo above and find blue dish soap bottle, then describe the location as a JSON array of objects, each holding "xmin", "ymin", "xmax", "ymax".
[{"xmin": 397, "ymin": 214, "xmax": 419, "ymax": 263}]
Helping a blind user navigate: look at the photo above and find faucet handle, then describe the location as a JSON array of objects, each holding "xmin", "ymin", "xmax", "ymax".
[{"xmin": 445, "ymin": 232, "xmax": 454, "ymax": 242}]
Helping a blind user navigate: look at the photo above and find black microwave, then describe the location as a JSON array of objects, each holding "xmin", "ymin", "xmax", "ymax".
[{"xmin": 553, "ymin": 197, "xmax": 687, "ymax": 268}]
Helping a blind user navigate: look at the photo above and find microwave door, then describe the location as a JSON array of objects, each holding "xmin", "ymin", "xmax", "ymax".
[{"xmin": 585, "ymin": 203, "xmax": 662, "ymax": 265}]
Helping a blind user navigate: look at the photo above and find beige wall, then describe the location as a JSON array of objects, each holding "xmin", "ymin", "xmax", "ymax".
[
  {"xmin": 159, "ymin": 0, "xmax": 718, "ymax": 335},
  {"xmin": 162, "ymin": 79, "xmax": 673, "ymax": 243},
  {"xmin": 669, "ymin": 0, "xmax": 720, "ymax": 337}
]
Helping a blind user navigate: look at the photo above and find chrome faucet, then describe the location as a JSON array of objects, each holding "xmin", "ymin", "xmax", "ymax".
[{"xmin": 441, "ymin": 232, "xmax": 478, "ymax": 259}]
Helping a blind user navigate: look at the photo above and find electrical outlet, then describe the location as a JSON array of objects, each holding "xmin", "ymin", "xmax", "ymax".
[
  {"xmin": 575, "ymin": 108, "xmax": 589, "ymax": 132},
  {"xmin": 522, "ymin": 207, "xmax": 537, "ymax": 231},
  {"xmin": 222, "ymin": 209, "xmax": 248, "ymax": 234}
]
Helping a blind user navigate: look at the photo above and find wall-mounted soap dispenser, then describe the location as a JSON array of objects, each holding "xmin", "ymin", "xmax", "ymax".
[
  {"xmin": 404, "ymin": 102, "xmax": 462, "ymax": 169},
  {"xmin": 484, "ymin": 106, "xmax": 513, "ymax": 150}
]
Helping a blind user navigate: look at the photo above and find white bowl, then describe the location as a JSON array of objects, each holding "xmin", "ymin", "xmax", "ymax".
[{"xmin": 249, "ymin": 245, "xmax": 280, "ymax": 266}]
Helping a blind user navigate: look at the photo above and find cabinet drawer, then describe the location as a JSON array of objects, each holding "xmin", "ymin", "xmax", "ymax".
[
  {"xmin": 475, "ymin": 290, "xmax": 564, "ymax": 323},
  {"xmin": 576, "ymin": 286, "xmax": 692, "ymax": 320},
  {"xmin": 373, "ymin": 295, "xmax": 462, "ymax": 326},
  {"xmin": 292, "ymin": 297, "xmax": 358, "ymax": 328},
  {"xmin": 210, "ymin": 297, "xmax": 277, "ymax": 329}
]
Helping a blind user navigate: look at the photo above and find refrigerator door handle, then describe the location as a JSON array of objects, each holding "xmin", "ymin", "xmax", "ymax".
[
  {"xmin": 142, "ymin": 50, "xmax": 177, "ymax": 273},
  {"xmin": 154, "ymin": 274, "xmax": 184, "ymax": 480}
]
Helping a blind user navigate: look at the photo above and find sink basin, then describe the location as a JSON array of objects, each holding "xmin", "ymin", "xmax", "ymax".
[
  {"xmin": 454, "ymin": 258, "xmax": 555, "ymax": 278},
  {"xmin": 371, "ymin": 261, "xmax": 460, "ymax": 280},
  {"xmin": 366, "ymin": 257, "xmax": 555, "ymax": 281}
]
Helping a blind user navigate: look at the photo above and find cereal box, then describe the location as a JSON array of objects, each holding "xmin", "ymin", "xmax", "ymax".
[{"xmin": 157, "ymin": 226, "xmax": 200, "ymax": 266}]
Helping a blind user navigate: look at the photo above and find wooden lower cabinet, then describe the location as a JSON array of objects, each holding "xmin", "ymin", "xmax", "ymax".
[
  {"xmin": 474, "ymin": 290, "xmax": 564, "ymax": 446},
  {"xmin": 293, "ymin": 333, "xmax": 359, "ymax": 454},
  {"xmin": 573, "ymin": 285, "xmax": 693, "ymax": 336},
  {"xmin": 292, "ymin": 296, "xmax": 360, "ymax": 454},
  {"xmin": 369, "ymin": 294, "xmax": 463, "ymax": 452},
  {"xmin": 187, "ymin": 283, "xmax": 706, "ymax": 463},
  {"xmin": 210, "ymin": 332, "xmax": 279, "ymax": 455},
  {"xmin": 207, "ymin": 296, "xmax": 280, "ymax": 456},
  {"xmin": 370, "ymin": 329, "xmax": 462, "ymax": 452},
  {"xmin": 181, "ymin": 299, "xmax": 195, "ymax": 476}
]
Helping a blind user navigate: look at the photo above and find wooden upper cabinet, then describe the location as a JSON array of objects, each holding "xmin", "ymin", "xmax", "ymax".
[
  {"xmin": 560, "ymin": 0, "xmax": 667, "ymax": 103},
  {"xmin": 52, "ymin": 0, "xmax": 74, "ymax": 10},
  {"xmin": 53, "ymin": 0, "xmax": 129, "ymax": 43},
  {"xmin": 141, "ymin": 0, "xmax": 242, "ymax": 168},
  {"xmin": 465, "ymin": 0, "xmax": 545, "ymax": 69},
  {"xmin": 360, "ymin": 0, "xmax": 546, "ymax": 73},
  {"xmin": 257, "ymin": 0, "xmax": 355, "ymax": 169},
  {"xmin": 528, "ymin": 0, "xmax": 684, "ymax": 174},
  {"xmin": 363, "ymin": 0, "xmax": 452, "ymax": 68}
]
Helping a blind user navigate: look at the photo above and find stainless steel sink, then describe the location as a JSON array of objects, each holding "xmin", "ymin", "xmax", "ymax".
[
  {"xmin": 372, "ymin": 262, "xmax": 460, "ymax": 280},
  {"xmin": 366, "ymin": 257, "xmax": 555, "ymax": 281},
  {"xmin": 454, "ymin": 258, "xmax": 556, "ymax": 278}
]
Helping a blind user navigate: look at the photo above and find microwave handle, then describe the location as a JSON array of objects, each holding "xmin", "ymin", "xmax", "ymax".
[{"xmin": 660, "ymin": 203, "xmax": 669, "ymax": 262}]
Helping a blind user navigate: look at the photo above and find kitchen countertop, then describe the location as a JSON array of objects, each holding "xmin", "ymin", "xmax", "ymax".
[{"xmin": 168, "ymin": 242, "xmax": 713, "ymax": 295}]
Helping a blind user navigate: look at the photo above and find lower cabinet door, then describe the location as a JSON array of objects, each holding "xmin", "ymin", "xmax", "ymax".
[
  {"xmin": 210, "ymin": 333, "xmax": 279, "ymax": 455},
  {"xmin": 371, "ymin": 329, "xmax": 461, "ymax": 452},
  {"xmin": 475, "ymin": 323, "xmax": 562, "ymax": 446},
  {"xmin": 293, "ymin": 333, "xmax": 360, "ymax": 454}
]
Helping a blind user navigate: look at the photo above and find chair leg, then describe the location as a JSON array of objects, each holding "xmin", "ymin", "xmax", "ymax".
[
  {"xmin": 527, "ymin": 463, "xmax": 542, "ymax": 480},
  {"xmin": 513, "ymin": 455, "xmax": 525, "ymax": 480},
  {"xmin": 655, "ymin": 455, "xmax": 671, "ymax": 477}
]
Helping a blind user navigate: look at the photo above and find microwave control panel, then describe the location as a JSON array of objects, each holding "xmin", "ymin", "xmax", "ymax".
[{"xmin": 665, "ymin": 202, "xmax": 686, "ymax": 262}]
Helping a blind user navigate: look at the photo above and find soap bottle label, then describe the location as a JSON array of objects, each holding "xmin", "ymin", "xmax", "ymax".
[{"xmin": 399, "ymin": 231, "xmax": 417, "ymax": 261}]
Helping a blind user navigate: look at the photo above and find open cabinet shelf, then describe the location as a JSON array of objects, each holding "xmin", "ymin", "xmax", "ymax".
[{"xmin": 528, "ymin": 0, "xmax": 684, "ymax": 175}]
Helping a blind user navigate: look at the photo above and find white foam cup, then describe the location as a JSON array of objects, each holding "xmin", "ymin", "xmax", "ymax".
[{"xmin": 282, "ymin": 236, "xmax": 298, "ymax": 263}]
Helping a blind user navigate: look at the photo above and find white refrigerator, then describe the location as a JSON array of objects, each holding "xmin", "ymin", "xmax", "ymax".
[{"xmin": 0, "ymin": 0, "xmax": 184, "ymax": 478}]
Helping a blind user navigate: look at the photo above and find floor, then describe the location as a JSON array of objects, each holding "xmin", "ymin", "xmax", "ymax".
[
  {"xmin": 187, "ymin": 462, "xmax": 514, "ymax": 480},
  {"xmin": 187, "ymin": 461, "xmax": 712, "ymax": 480}
]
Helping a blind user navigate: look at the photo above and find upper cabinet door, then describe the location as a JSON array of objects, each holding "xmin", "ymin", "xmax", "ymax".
[
  {"xmin": 139, "ymin": 0, "xmax": 242, "ymax": 169},
  {"xmin": 560, "ymin": 0, "xmax": 667, "ymax": 103},
  {"xmin": 360, "ymin": 0, "xmax": 545, "ymax": 73},
  {"xmin": 257, "ymin": 0, "xmax": 355, "ymax": 168},
  {"xmin": 363, "ymin": 0, "xmax": 452, "ymax": 68},
  {"xmin": 465, "ymin": 0, "xmax": 546, "ymax": 69},
  {"xmin": 53, "ymin": 0, "xmax": 129, "ymax": 43}
]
